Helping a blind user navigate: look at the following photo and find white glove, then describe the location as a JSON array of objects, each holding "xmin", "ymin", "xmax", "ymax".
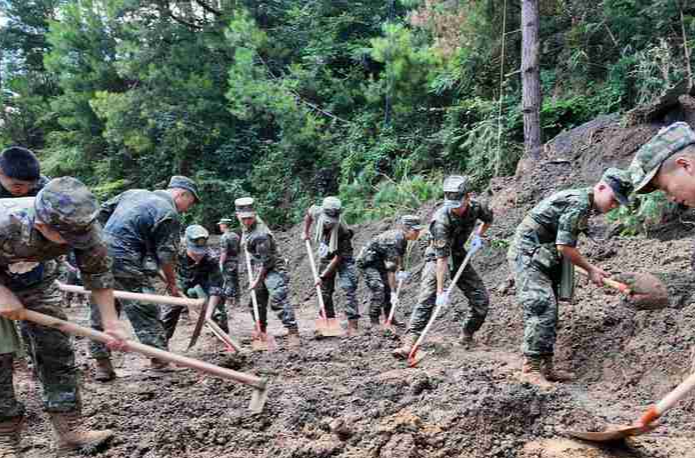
[
  {"xmin": 470, "ymin": 234, "xmax": 484, "ymax": 253},
  {"xmin": 396, "ymin": 271, "xmax": 410, "ymax": 282},
  {"xmin": 390, "ymin": 295, "xmax": 399, "ymax": 308},
  {"xmin": 318, "ymin": 242, "xmax": 329, "ymax": 258},
  {"xmin": 435, "ymin": 289, "xmax": 449, "ymax": 307}
]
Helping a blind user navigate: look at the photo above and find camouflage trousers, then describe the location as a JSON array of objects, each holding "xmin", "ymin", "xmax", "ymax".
[
  {"xmin": 1, "ymin": 280, "xmax": 80, "ymax": 421},
  {"xmin": 511, "ymin": 251, "xmax": 561, "ymax": 357},
  {"xmin": 222, "ymin": 262, "xmax": 240, "ymax": 302},
  {"xmin": 89, "ymin": 274, "xmax": 168, "ymax": 359},
  {"xmin": 161, "ymin": 286, "xmax": 229, "ymax": 340},
  {"xmin": 407, "ymin": 257, "xmax": 489, "ymax": 337},
  {"xmin": 249, "ymin": 268, "xmax": 297, "ymax": 332},
  {"xmin": 360, "ymin": 266, "xmax": 394, "ymax": 321},
  {"xmin": 318, "ymin": 257, "xmax": 359, "ymax": 320}
]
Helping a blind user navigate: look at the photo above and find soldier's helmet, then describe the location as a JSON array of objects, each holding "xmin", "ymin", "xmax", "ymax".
[
  {"xmin": 235, "ymin": 197, "xmax": 255, "ymax": 218},
  {"xmin": 400, "ymin": 214, "xmax": 423, "ymax": 231},
  {"xmin": 601, "ymin": 168, "xmax": 633, "ymax": 205},
  {"xmin": 168, "ymin": 175, "xmax": 201, "ymax": 202},
  {"xmin": 34, "ymin": 177, "xmax": 101, "ymax": 249},
  {"xmin": 185, "ymin": 224, "xmax": 209, "ymax": 255},
  {"xmin": 629, "ymin": 122, "xmax": 695, "ymax": 194},
  {"xmin": 442, "ymin": 175, "xmax": 469, "ymax": 208},
  {"xmin": 322, "ymin": 196, "xmax": 342, "ymax": 224}
]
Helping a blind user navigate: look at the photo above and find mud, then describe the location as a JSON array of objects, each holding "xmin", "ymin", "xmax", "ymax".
[{"xmin": 12, "ymin": 117, "xmax": 695, "ymax": 457}]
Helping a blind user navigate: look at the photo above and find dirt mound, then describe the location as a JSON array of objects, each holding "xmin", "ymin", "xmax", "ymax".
[{"xmin": 13, "ymin": 118, "xmax": 695, "ymax": 457}]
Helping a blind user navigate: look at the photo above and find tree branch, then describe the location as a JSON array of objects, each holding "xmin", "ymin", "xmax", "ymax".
[
  {"xmin": 194, "ymin": 0, "xmax": 222, "ymax": 16},
  {"xmin": 168, "ymin": 11, "xmax": 204, "ymax": 30}
]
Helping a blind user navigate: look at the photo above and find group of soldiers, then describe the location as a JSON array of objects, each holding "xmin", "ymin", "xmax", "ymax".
[{"xmin": 2, "ymin": 120, "xmax": 695, "ymax": 454}]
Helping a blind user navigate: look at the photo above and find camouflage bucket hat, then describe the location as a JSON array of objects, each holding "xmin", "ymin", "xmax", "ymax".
[
  {"xmin": 401, "ymin": 214, "xmax": 423, "ymax": 230},
  {"xmin": 185, "ymin": 224, "xmax": 209, "ymax": 254},
  {"xmin": 235, "ymin": 197, "xmax": 255, "ymax": 218},
  {"xmin": 629, "ymin": 122, "xmax": 695, "ymax": 194},
  {"xmin": 168, "ymin": 175, "xmax": 201, "ymax": 202},
  {"xmin": 442, "ymin": 175, "xmax": 469, "ymax": 208},
  {"xmin": 218, "ymin": 218, "xmax": 233, "ymax": 225},
  {"xmin": 601, "ymin": 167, "xmax": 633, "ymax": 206},
  {"xmin": 322, "ymin": 196, "xmax": 342, "ymax": 223},
  {"xmin": 35, "ymin": 177, "xmax": 101, "ymax": 249}
]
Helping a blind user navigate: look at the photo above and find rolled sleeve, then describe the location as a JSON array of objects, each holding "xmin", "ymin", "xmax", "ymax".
[
  {"xmin": 556, "ymin": 208, "xmax": 585, "ymax": 247},
  {"xmin": 153, "ymin": 217, "xmax": 181, "ymax": 265},
  {"xmin": 75, "ymin": 242, "xmax": 114, "ymax": 289},
  {"xmin": 477, "ymin": 202, "xmax": 494, "ymax": 225},
  {"xmin": 431, "ymin": 222, "xmax": 450, "ymax": 258}
]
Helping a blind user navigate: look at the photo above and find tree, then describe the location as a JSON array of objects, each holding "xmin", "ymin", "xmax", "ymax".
[{"xmin": 518, "ymin": 0, "xmax": 542, "ymax": 175}]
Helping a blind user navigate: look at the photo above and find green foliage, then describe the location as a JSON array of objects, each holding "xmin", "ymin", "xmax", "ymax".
[{"xmin": 607, "ymin": 192, "xmax": 677, "ymax": 236}]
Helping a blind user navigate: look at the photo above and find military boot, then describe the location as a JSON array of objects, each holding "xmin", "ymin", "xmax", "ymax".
[
  {"xmin": 459, "ymin": 330, "xmax": 474, "ymax": 347},
  {"xmin": 0, "ymin": 416, "xmax": 23, "ymax": 458},
  {"xmin": 520, "ymin": 356, "xmax": 553, "ymax": 389},
  {"xmin": 541, "ymin": 355, "xmax": 575, "ymax": 382},
  {"xmin": 287, "ymin": 328, "xmax": 301, "ymax": 348},
  {"xmin": 49, "ymin": 411, "xmax": 113, "ymax": 455},
  {"xmin": 392, "ymin": 334, "xmax": 418, "ymax": 360},
  {"xmin": 93, "ymin": 358, "xmax": 116, "ymax": 382},
  {"xmin": 347, "ymin": 319, "xmax": 359, "ymax": 336},
  {"xmin": 369, "ymin": 316, "xmax": 381, "ymax": 329}
]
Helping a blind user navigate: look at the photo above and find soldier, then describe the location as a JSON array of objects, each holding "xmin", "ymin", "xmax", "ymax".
[
  {"xmin": 393, "ymin": 176, "xmax": 493, "ymax": 359},
  {"xmin": 218, "ymin": 218, "xmax": 240, "ymax": 307},
  {"xmin": 357, "ymin": 215, "xmax": 423, "ymax": 327},
  {"xmin": 237, "ymin": 198, "xmax": 300, "ymax": 347},
  {"xmin": 89, "ymin": 176, "xmax": 199, "ymax": 381},
  {"xmin": 507, "ymin": 168, "xmax": 632, "ymax": 388},
  {"xmin": 301, "ymin": 197, "xmax": 360, "ymax": 334},
  {"xmin": 0, "ymin": 177, "xmax": 126, "ymax": 456},
  {"xmin": 161, "ymin": 225, "xmax": 227, "ymax": 340},
  {"xmin": 0, "ymin": 146, "xmax": 49, "ymax": 198}
]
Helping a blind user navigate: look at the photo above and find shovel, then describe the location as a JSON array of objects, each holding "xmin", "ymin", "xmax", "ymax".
[
  {"xmin": 408, "ymin": 229, "xmax": 484, "ymax": 368},
  {"xmin": 382, "ymin": 277, "xmax": 405, "ymax": 334},
  {"xmin": 188, "ymin": 295, "xmax": 243, "ymax": 353},
  {"xmin": 305, "ymin": 239, "xmax": 344, "ymax": 337},
  {"xmin": 244, "ymin": 248, "xmax": 276, "ymax": 352},
  {"xmin": 12, "ymin": 308, "xmax": 269, "ymax": 413},
  {"xmin": 568, "ymin": 370, "xmax": 695, "ymax": 442},
  {"xmin": 575, "ymin": 267, "xmax": 669, "ymax": 309}
]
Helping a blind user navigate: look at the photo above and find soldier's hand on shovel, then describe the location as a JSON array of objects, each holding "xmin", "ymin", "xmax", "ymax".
[
  {"xmin": 588, "ymin": 266, "xmax": 610, "ymax": 287},
  {"xmin": 390, "ymin": 295, "xmax": 399, "ymax": 308},
  {"xmin": 0, "ymin": 286, "xmax": 26, "ymax": 320},
  {"xmin": 436, "ymin": 289, "xmax": 450, "ymax": 307},
  {"xmin": 103, "ymin": 320, "xmax": 129, "ymax": 351},
  {"xmin": 314, "ymin": 276, "xmax": 323, "ymax": 287}
]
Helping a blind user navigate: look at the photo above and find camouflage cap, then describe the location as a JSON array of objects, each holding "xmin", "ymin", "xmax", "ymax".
[
  {"xmin": 401, "ymin": 214, "xmax": 423, "ymax": 230},
  {"xmin": 629, "ymin": 122, "xmax": 695, "ymax": 194},
  {"xmin": 35, "ymin": 177, "xmax": 101, "ymax": 249},
  {"xmin": 167, "ymin": 176, "xmax": 200, "ymax": 202},
  {"xmin": 218, "ymin": 218, "xmax": 233, "ymax": 225},
  {"xmin": 321, "ymin": 196, "xmax": 342, "ymax": 223},
  {"xmin": 235, "ymin": 197, "xmax": 255, "ymax": 218},
  {"xmin": 601, "ymin": 168, "xmax": 632, "ymax": 205},
  {"xmin": 185, "ymin": 224, "xmax": 209, "ymax": 255},
  {"xmin": 442, "ymin": 175, "xmax": 469, "ymax": 208}
]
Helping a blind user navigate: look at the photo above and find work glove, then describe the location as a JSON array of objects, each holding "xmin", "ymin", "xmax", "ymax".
[
  {"xmin": 470, "ymin": 234, "xmax": 484, "ymax": 253},
  {"xmin": 396, "ymin": 271, "xmax": 410, "ymax": 282},
  {"xmin": 390, "ymin": 295, "xmax": 399, "ymax": 308},
  {"xmin": 318, "ymin": 242, "xmax": 329, "ymax": 258},
  {"xmin": 435, "ymin": 289, "xmax": 450, "ymax": 307}
]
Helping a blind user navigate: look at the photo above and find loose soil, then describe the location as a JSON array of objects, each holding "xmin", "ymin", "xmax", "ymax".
[{"xmin": 13, "ymin": 117, "xmax": 695, "ymax": 457}]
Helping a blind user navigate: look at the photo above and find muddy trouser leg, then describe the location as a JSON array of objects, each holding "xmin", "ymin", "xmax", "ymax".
[
  {"xmin": 222, "ymin": 264, "xmax": 239, "ymax": 309},
  {"xmin": 160, "ymin": 305, "xmax": 184, "ymax": 342},
  {"xmin": 16, "ymin": 280, "xmax": 80, "ymax": 414},
  {"xmin": 264, "ymin": 269, "xmax": 298, "ymax": 331},
  {"xmin": 515, "ymin": 258, "xmax": 559, "ymax": 357},
  {"xmin": 0, "ymin": 353, "xmax": 24, "ymax": 421},
  {"xmin": 250, "ymin": 284, "xmax": 269, "ymax": 333},
  {"xmin": 380, "ymin": 270, "xmax": 393, "ymax": 320},
  {"xmin": 318, "ymin": 259, "xmax": 337, "ymax": 319},
  {"xmin": 452, "ymin": 260, "xmax": 490, "ymax": 335},
  {"xmin": 362, "ymin": 266, "xmax": 387, "ymax": 321},
  {"xmin": 406, "ymin": 260, "xmax": 437, "ymax": 337},
  {"xmin": 337, "ymin": 258, "xmax": 360, "ymax": 320}
]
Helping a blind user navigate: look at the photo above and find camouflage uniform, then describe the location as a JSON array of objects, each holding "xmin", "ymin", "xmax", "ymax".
[
  {"xmin": 219, "ymin": 229, "xmax": 241, "ymax": 301},
  {"xmin": 0, "ymin": 185, "xmax": 114, "ymax": 421},
  {"xmin": 161, "ymin": 242, "xmax": 226, "ymax": 339},
  {"xmin": 89, "ymin": 189, "xmax": 180, "ymax": 359},
  {"xmin": 308, "ymin": 205, "xmax": 359, "ymax": 320},
  {"xmin": 407, "ymin": 201, "xmax": 493, "ymax": 337},
  {"xmin": 507, "ymin": 188, "xmax": 592, "ymax": 357},
  {"xmin": 243, "ymin": 220, "xmax": 297, "ymax": 332},
  {"xmin": 357, "ymin": 229, "xmax": 408, "ymax": 322}
]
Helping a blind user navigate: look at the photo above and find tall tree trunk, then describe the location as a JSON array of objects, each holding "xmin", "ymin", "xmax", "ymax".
[{"xmin": 517, "ymin": 0, "xmax": 542, "ymax": 176}]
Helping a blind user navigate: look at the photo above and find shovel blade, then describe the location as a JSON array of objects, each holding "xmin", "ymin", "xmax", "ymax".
[
  {"xmin": 407, "ymin": 349, "xmax": 427, "ymax": 368},
  {"xmin": 248, "ymin": 386, "xmax": 268, "ymax": 413},
  {"xmin": 567, "ymin": 424, "xmax": 651, "ymax": 442},
  {"xmin": 315, "ymin": 318, "xmax": 344, "ymax": 337}
]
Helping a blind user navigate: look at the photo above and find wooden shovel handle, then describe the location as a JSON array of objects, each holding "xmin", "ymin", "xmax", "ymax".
[
  {"xmin": 17, "ymin": 309, "xmax": 266, "ymax": 390},
  {"xmin": 575, "ymin": 267, "xmax": 630, "ymax": 294},
  {"xmin": 304, "ymin": 240, "xmax": 328, "ymax": 320},
  {"xmin": 56, "ymin": 282, "xmax": 205, "ymax": 308},
  {"xmin": 638, "ymin": 370, "xmax": 695, "ymax": 427}
]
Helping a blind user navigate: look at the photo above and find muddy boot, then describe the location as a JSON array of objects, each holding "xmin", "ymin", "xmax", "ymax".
[
  {"xmin": 391, "ymin": 316, "xmax": 406, "ymax": 329},
  {"xmin": 369, "ymin": 316, "xmax": 381, "ymax": 329},
  {"xmin": 286, "ymin": 328, "xmax": 301, "ymax": 348},
  {"xmin": 93, "ymin": 358, "xmax": 116, "ymax": 382},
  {"xmin": 49, "ymin": 411, "xmax": 113, "ymax": 455},
  {"xmin": 541, "ymin": 355, "xmax": 575, "ymax": 383},
  {"xmin": 0, "ymin": 416, "xmax": 23, "ymax": 458},
  {"xmin": 459, "ymin": 330, "xmax": 474, "ymax": 347},
  {"xmin": 347, "ymin": 319, "xmax": 359, "ymax": 336},
  {"xmin": 520, "ymin": 356, "xmax": 553, "ymax": 389},
  {"xmin": 149, "ymin": 358, "xmax": 176, "ymax": 373},
  {"xmin": 392, "ymin": 334, "xmax": 418, "ymax": 360}
]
